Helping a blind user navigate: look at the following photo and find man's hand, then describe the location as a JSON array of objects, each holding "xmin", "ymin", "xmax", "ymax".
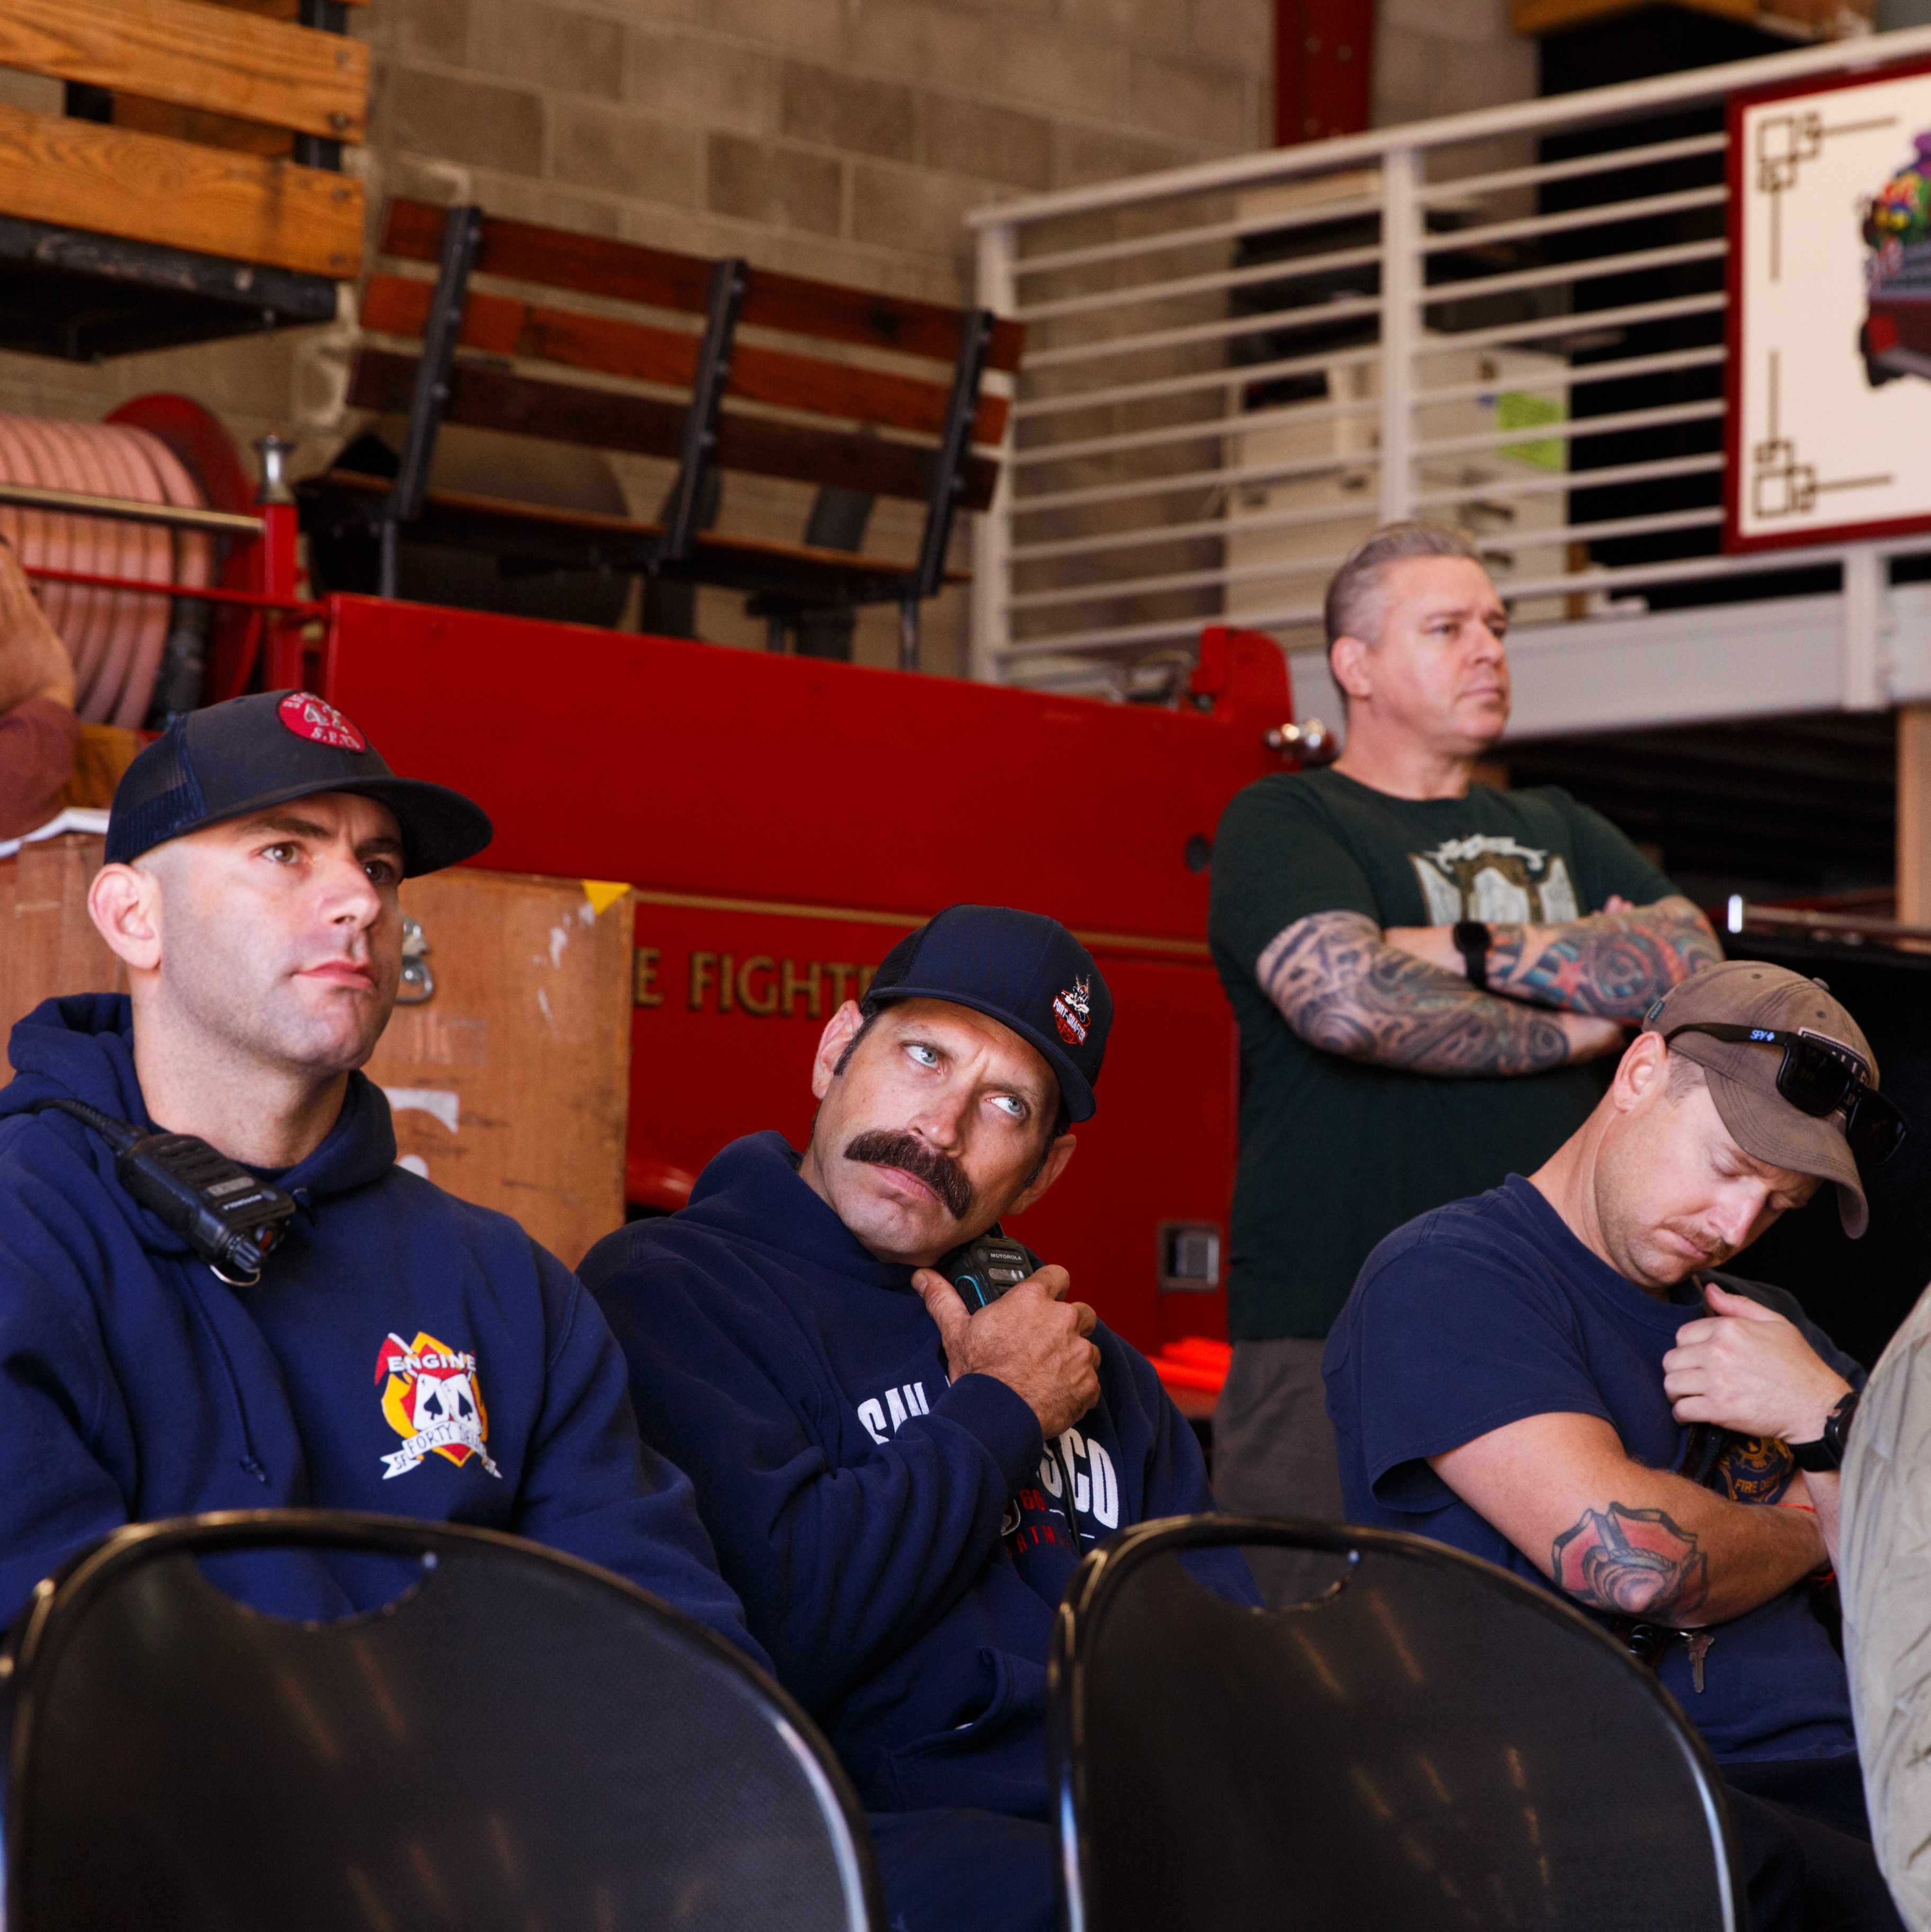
[
  {"xmin": 1386, "ymin": 891, "xmax": 1720, "ymax": 1022},
  {"xmin": 1663, "ymin": 1284, "xmax": 1852, "ymax": 1445},
  {"xmin": 913, "ymin": 1264, "xmax": 1101, "ymax": 1439}
]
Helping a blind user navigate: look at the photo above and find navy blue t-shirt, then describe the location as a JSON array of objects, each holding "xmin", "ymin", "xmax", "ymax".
[{"xmin": 1322, "ymin": 1175, "xmax": 1860, "ymax": 1763}]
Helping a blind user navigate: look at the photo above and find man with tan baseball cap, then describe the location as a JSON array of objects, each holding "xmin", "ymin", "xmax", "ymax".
[{"xmin": 1325, "ymin": 959, "xmax": 1908, "ymax": 1932}]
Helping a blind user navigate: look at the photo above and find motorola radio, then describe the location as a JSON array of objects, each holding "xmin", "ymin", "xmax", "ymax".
[
  {"xmin": 935, "ymin": 1228, "xmax": 1034, "ymax": 1311},
  {"xmin": 31, "ymin": 1098, "xmax": 297, "ymax": 1286}
]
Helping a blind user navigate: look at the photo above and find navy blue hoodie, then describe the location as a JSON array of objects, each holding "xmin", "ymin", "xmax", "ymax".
[
  {"xmin": 579, "ymin": 1130, "xmax": 1223, "ymax": 1821},
  {"xmin": 0, "ymin": 994, "xmax": 758, "ymax": 1653}
]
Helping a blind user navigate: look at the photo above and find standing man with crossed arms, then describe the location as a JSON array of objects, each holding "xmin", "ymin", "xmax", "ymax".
[{"xmin": 1207, "ymin": 523, "xmax": 1723, "ymax": 1526}]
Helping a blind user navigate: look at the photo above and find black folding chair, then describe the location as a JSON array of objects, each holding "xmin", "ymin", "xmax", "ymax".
[
  {"xmin": 1051, "ymin": 1515, "xmax": 1745, "ymax": 1932},
  {"xmin": 2, "ymin": 1510, "xmax": 881, "ymax": 1932}
]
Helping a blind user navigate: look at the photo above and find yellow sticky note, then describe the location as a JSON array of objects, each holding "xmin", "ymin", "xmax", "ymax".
[{"xmin": 581, "ymin": 879, "xmax": 630, "ymax": 917}]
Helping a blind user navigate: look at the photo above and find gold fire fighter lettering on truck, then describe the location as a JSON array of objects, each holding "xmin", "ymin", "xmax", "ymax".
[
  {"xmin": 1408, "ymin": 834, "xmax": 1580, "ymax": 927},
  {"xmin": 376, "ymin": 1330, "xmax": 501, "ymax": 1480},
  {"xmin": 632, "ymin": 946, "xmax": 879, "ymax": 1016}
]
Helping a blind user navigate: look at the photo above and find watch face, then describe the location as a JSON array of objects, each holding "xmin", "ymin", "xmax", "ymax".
[{"xmin": 1826, "ymin": 1391, "xmax": 1860, "ymax": 1456}]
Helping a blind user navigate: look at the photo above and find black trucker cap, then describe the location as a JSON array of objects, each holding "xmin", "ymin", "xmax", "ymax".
[
  {"xmin": 106, "ymin": 690, "xmax": 492, "ymax": 876},
  {"xmin": 862, "ymin": 904, "xmax": 1113, "ymax": 1121}
]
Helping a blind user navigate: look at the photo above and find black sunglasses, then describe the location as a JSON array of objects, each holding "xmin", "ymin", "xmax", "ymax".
[{"xmin": 1663, "ymin": 1023, "xmax": 1908, "ymax": 1167}]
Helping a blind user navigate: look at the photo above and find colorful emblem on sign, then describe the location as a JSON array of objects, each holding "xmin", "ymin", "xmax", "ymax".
[
  {"xmin": 278, "ymin": 691, "xmax": 367, "ymax": 752},
  {"xmin": 375, "ymin": 1330, "xmax": 500, "ymax": 1480},
  {"xmin": 1053, "ymin": 974, "xmax": 1092, "ymax": 1046}
]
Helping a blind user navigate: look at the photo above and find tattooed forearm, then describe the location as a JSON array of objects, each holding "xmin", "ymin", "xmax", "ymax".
[
  {"xmin": 1483, "ymin": 896, "xmax": 1721, "ymax": 1020},
  {"xmin": 1550, "ymin": 1501, "xmax": 1709, "ymax": 1618},
  {"xmin": 1259, "ymin": 910, "xmax": 1576, "ymax": 1076}
]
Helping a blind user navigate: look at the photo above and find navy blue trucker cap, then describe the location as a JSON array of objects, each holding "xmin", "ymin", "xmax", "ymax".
[
  {"xmin": 862, "ymin": 904, "xmax": 1112, "ymax": 1122},
  {"xmin": 106, "ymin": 690, "xmax": 492, "ymax": 876}
]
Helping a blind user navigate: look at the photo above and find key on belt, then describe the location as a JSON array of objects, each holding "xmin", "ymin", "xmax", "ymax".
[{"xmin": 1681, "ymin": 1630, "xmax": 1713, "ymax": 1693}]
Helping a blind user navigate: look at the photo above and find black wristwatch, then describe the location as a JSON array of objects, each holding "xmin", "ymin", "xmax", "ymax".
[
  {"xmin": 1789, "ymin": 1390, "xmax": 1860, "ymax": 1472},
  {"xmin": 1452, "ymin": 919, "xmax": 1493, "ymax": 992}
]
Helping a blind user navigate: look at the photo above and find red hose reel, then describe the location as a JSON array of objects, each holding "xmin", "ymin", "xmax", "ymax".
[{"xmin": 0, "ymin": 394, "xmax": 310, "ymax": 726}]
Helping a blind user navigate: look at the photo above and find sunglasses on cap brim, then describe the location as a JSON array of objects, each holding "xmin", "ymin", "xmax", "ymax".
[{"xmin": 1663, "ymin": 1023, "xmax": 1908, "ymax": 1168}]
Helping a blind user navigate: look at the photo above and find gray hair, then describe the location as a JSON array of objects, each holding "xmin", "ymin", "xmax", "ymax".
[{"xmin": 1324, "ymin": 521, "xmax": 1487, "ymax": 649}]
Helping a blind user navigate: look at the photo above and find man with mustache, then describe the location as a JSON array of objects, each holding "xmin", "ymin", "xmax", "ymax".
[
  {"xmin": 581, "ymin": 906, "xmax": 1223, "ymax": 1932},
  {"xmin": 0, "ymin": 690, "xmax": 753, "ymax": 1649},
  {"xmin": 1324, "ymin": 961, "xmax": 1906, "ymax": 1931},
  {"xmin": 1208, "ymin": 521, "xmax": 1721, "ymax": 1534}
]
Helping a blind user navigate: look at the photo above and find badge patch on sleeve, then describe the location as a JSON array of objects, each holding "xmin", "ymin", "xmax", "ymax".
[{"xmin": 375, "ymin": 1330, "xmax": 501, "ymax": 1480}]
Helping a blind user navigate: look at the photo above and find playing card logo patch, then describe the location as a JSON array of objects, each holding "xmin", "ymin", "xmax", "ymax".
[
  {"xmin": 375, "ymin": 1330, "xmax": 500, "ymax": 1480},
  {"xmin": 1053, "ymin": 976, "xmax": 1092, "ymax": 1046},
  {"xmin": 278, "ymin": 691, "xmax": 367, "ymax": 752}
]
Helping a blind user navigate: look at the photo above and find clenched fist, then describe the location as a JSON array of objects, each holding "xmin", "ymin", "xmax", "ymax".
[
  {"xmin": 1663, "ymin": 1283, "xmax": 1851, "ymax": 1445},
  {"xmin": 913, "ymin": 1262, "xmax": 1101, "ymax": 1439}
]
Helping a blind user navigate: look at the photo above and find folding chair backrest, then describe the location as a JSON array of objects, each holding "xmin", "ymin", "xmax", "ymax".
[
  {"xmin": 1053, "ymin": 1516, "xmax": 1744, "ymax": 1932},
  {"xmin": 4, "ymin": 1512, "xmax": 877, "ymax": 1932}
]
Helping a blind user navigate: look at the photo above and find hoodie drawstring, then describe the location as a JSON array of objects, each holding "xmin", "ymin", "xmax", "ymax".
[{"xmin": 176, "ymin": 1267, "xmax": 270, "ymax": 1485}]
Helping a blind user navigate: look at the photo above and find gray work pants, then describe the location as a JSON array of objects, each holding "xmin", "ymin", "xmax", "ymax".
[{"xmin": 1211, "ymin": 1336, "xmax": 1348, "ymax": 1606}]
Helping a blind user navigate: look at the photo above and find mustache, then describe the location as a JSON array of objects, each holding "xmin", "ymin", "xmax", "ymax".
[
  {"xmin": 844, "ymin": 1129, "xmax": 974, "ymax": 1221},
  {"xmin": 1664, "ymin": 1221, "xmax": 1732, "ymax": 1265}
]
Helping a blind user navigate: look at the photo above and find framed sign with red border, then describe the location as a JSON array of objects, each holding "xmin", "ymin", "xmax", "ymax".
[{"xmin": 1727, "ymin": 55, "xmax": 1931, "ymax": 551}]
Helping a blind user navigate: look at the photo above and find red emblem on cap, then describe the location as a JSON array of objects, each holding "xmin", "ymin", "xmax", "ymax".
[
  {"xmin": 1053, "ymin": 976, "xmax": 1092, "ymax": 1047},
  {"xmin": 278, "ymin": 692, "xmax": 366, "ymax": 752}
]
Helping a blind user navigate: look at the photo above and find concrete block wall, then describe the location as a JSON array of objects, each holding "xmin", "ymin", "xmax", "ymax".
[
  {"xmin": 1373, "ymin": 0, "xmax": 1534, "ymax": 127},
  {"xmin": 0, "ymin": 0, "xmax": 1270, "ymax": 677}
]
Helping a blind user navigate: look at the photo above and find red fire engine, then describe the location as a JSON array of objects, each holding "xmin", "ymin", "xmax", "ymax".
[
  {"xmin": 5, "ymin": 398, "xmax": 1299, "ymax": 1368},
  {"xmin": 325, "ymin": 602, "xmax": 1296, "ymax": 1361}
]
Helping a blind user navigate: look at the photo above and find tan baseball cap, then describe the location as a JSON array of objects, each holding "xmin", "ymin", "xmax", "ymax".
[{"xmin": 1641, "ymin": 961, "xmax": 1878, "ymax": 1238}]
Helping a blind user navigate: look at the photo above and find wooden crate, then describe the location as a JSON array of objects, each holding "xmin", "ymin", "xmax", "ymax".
[
  {"xmin": 0, "ymin": 842, "xmax": 632, "ymax": 1272},
  {"xmin": 0, "ymin": 833, "xmax": 123, "ymax": 1043},
  {"xmin": 366, "ymin": 870, "xmax": 634, "ymax": 1269},
  {"xmin": 0, "ymin": 0, "xmax": 369, "ymax": 280}
]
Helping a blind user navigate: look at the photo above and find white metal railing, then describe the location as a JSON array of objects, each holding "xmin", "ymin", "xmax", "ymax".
[{"xmin": 968, "ymin": 25, "xmax": 1931, "ymax": 709}]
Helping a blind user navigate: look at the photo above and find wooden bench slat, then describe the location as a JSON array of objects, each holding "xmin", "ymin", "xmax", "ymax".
[
  {"xmin": 0, "ymin": 100, "xmax": 361, "ymax": 279},
  {"xmin": 0, "ymin": 0, "xmax": 368, "ymax": 143},
  {"xmin": 349, "ymin": 348, "xmax": 998, "ymax": 511},
  {"xmin": 361, "ymin": 273, "xmax": 1010, "ymax": 446},
  {"xmin": 382, "ymin": 198, "xmax": 715, "ymax": 313},
  {"xmin": 109, "ymin": 96, "xmax": 293, "ymax": 159},
  {"xmin": 300, "ymin": 468, "xmax": 969, "ymax": 588},
  {"xmin": 380, "ymin": 199, "xmax": 1025, "ymax": 373}
]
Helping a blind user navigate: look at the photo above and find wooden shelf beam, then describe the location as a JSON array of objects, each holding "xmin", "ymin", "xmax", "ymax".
[
  {"xmin": 0, "ymin": 0, "xmax": 367, "ymax": 142},
  {"xmin": 0, "ymin": 99, "xmax": 362, "ymax": 278}
]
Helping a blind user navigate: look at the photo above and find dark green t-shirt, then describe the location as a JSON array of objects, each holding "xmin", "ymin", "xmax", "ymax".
[{"xmin": 1208, "ymin": 767, "xmax": 1677, "ymax": 1342}]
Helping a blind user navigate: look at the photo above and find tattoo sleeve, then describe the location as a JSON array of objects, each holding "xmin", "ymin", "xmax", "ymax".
[
  {"xmin": 1550, "ymin": 1501, "xmax": 1709, "ymax": 1619},
  {"xmin": 1258, "ymin": 910, "xmax": 1574, "ymax": 1077},
  {"xmin": 1483, "ymin": 895, "xmax": 1721, "ymax": 1021}
]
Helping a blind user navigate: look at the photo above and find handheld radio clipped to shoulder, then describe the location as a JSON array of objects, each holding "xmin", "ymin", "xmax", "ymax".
[
  {"xmin": 935, "ymin": 1228, "xmax": 1033, "ymax": 1312},
  {"xmin": 32, "ymin": 1099, "xmax": 297, "ymax": 1286}
]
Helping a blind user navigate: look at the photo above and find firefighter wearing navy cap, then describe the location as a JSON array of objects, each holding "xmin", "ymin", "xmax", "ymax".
[
  {"xmin": 581, "ymin": 905, "xmax": 1238, "ymax": 1932},
  {"xmin": 0, "ymin": 690, "xmax": 756, "ymax": 1652}
]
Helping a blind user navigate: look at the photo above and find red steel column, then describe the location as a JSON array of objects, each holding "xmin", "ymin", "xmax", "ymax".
[{"xmin": 1276, "ymin": 0, "xmax": 1378, "ymax": 144}]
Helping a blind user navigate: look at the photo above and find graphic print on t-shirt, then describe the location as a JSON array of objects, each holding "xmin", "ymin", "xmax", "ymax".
[
  {"xmin": 1409, "ymin": 833, "xmax": 1580, "ymax": 926},
  {"xmin": 1711, "ymin": 1432, "xmax": 1797, "ymax": 1504}
]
